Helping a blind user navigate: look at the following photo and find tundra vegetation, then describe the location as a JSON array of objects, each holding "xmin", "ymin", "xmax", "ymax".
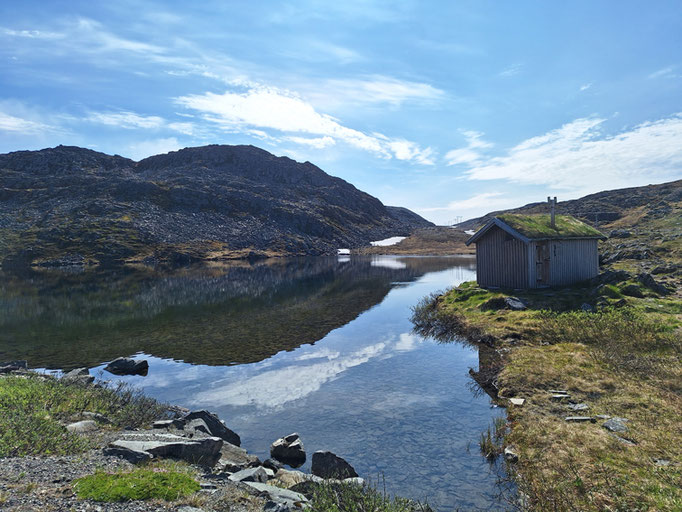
[{"xmin": 412, "ymin": 201, "xmax": 682, "ymax": 511}]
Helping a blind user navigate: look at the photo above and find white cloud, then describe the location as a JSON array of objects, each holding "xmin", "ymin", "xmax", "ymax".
[
  {"xmin": 465, "ymin": 114, "xmax": 682, "ymax": 192},
  {"xmin": 648, "ymin": 66, "xmax": 677, "ymax": 79},
  {"xmin": 419, "ymin": 192, "xmax": 519, "ymax": 214},
  {"xmin": 499, "ymin": 64, "xmax": 523, "ymax": 77},
  {"xmin": 126, "ymin": 137, "xmax": 181, "ymax": 161},
  {"xmin": 286, "ymin": 135, "xmax": 336, "ymax": 149},
  {"xmin": 86, "ymin": 111, "xmax": 165, "ymax": 129},
  {"xmin": 0, "ymin": 112, "xmax": 51, "ymax": 134},
  {"xmin": 580, "ymin": 83, "xmax": 593, "ymax": 91},
  {"xmin": 176, "ymin": 85, "xmax": 435, "ymax": 164},
  {"xmin": 444, "ymin": 130, "xmax": 493, "ymax": 166}
]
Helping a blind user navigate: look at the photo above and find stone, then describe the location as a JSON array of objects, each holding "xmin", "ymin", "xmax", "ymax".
[
  {"xmin": 567, "ymin": 403, "xmax": 589, "ymax": 412},
  {"xmin": 638, "ymin": 273, "xmax": 672, "ymax": 295},
  {"xmin": 565, "ymin": 416, "xmax": 596, "ymax": 423},
  {"xmin": 62, "ymin": 368, "xmax": 94, "ymax": 385},
  {"xmin": 105, "ymin": 432, "xmax": 223, "ymax": 466},
  {"xmin": 504, "ymin": 297, "xmax": 527, "ymax": 311},
  {"xmin": 654, "ymin": 458, "xmax": 671, "ymax": 466},
  {"xmin": 551, "ymin": 394, "xmax": 570, "ymax": 401},
  {"xmin": 263, "ymin": 458, "xmax": 285, "ymax": 472},
  {"xmin": 270, "ymin": 433, "xmax": 306, "ymax": 468},
  {"xmin": 152, "ymin": 418, "xmax": 185, "ymax": 429},
  {"xmin": 509, "ymin": 398, "xmax": 525, "ymax": 406},
  {"xmin": 66, "ymin": 420, "xmax": 97, "ymax": 433},
  {"xmin": 595, "ymin": 415, "xmax": 611, "ymax": 420},
  {"xmin": 176, "ymin": 507, "xmax": 206, "ymax": 512},
  {"xmin": 243, "ymin": 482, "xmax": 308, "ymax": 508},
  {"xmin": 621, "ymin": 284, "xmax": 644, "ymax": 298},
  {"xmin": 503, "ymin": 447, "xmax": 519, "ymax": 463},
  {"xmin": 548, "ymin": 389, "xmax": 569, "ymax": 394},
  {"xmin": 228, "ymin": 467, "xmax": 271, "ymax": 483},
  {"xmin": 81, "ymin": 411, "xmax": 111, "ymax": 424},
  {"xmin": 311, "ymin": 451, "xmax": 358, "ymax": 479},
  {"xmin": 104, "ymin": 357, "xmax": 149, "ymax": 376},
  {"xmin": 580, "ymin": 303, "xmax": 594, "ymax": 312},
  {"xmin": 218, "ymin": 441, "xmax": 260, "ymax": 471},
  {"xmin": 103, "ymin": 445, "xmax": 152, "ymax": 464},
  {"xmin": 602, "ymin": 417, "xmax": 628, "ymax": 433},
  {"xmin": 184, "ymin": 410, "xmax": 241, "ymax": 446},
  {"xmin": 269, "ymin": 469, "xmax": 321, "ymax": 489},
  {"xmin": 0, "ymin": 360, "xmax": 27, "ymax": 373}
]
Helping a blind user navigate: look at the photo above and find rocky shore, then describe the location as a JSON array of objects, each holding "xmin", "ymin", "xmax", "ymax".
[{"xmin": 0, "ymin": 364, "xmax": 375, "ymax": 512}]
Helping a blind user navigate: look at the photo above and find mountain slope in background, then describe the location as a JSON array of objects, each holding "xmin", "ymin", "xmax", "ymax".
[{"xmin": 0, "ymin": 145, "xmax": 432, "ymax": 267}]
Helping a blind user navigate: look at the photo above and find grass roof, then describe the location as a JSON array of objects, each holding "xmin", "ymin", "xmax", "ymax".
[{"xmin": 497, "ymin": 213, "xmax": 606, "ymax": 239}]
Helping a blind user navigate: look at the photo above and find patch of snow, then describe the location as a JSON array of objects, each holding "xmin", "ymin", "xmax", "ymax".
[
  {"xmin": 337, "ymin": 248, "xmax": 351, "ymax": 255},
  {"xmin": 465, "ymin": 230, "xmax": 476, "ymax": 235},
  {"xmin": 370, "ymin": 236, "xmax": 406, "ymax": 247}
]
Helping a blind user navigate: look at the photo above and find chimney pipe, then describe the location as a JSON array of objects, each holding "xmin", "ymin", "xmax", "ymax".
[{"xmin": 548, "ymin": 196, "xmax": 557, "ymax": 228}]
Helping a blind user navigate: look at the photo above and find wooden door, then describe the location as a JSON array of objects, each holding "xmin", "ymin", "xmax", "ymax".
[{"xmin": 536, "ymin": 242, "xmax": 550, "ymax": 284}]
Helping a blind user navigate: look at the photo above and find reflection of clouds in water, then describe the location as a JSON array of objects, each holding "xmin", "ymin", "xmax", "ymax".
[
  {"xmin": 369, "ymin": 391, "xmax": 444, "ymax": 412},
  {"xmin": 371, "ymin": 256, "xmax": 407, "ymax": 269},
  {"xmin": 195, "ymin": 331, "xmax": 424, "ymax": 409}
]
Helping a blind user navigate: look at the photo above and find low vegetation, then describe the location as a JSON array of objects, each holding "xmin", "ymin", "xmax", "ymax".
[
  {"xmin": 74, "ymin": 462, "xmax": 200, "ymax": 502},
  {"xmin": 310, "ymin": 479, "xmax": 430, "ymax": 512},
  {"xmin": 0, "ymin": 373, "xmax": 168, "ymax": 456},
  {"xmin": 412, "ymin": 269, "xmax": 682, "ymax": 510}
]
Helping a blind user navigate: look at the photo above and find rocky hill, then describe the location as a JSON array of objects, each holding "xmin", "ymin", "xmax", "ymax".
[
  {"xmin": 457, "ymin": 179, "xmax": 682, "ymax": 231},
  {"xmin": 0, "ymin": 145, "xmax": 432, "ymax": 267}
]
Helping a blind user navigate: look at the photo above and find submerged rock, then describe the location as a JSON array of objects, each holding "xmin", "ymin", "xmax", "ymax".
[
  {"xmin": 104, "ymin": 357, "xmax": 149, "ymax": 376},
  {"xmin": 311, "ymin": 451, "xmax": 358, "ymax": 479},
  {"xmin": 270, "ymin": 433, "xmax": 306, "ymax": 468}
]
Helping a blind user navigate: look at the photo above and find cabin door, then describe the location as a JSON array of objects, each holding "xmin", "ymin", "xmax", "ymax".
[{"xmin": 536, "ymin": 242, "xmax": 550, "ymax": 285}]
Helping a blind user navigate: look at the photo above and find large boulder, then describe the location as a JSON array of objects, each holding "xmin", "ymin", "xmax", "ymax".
[
  {"xmin": 0, "ymin": 360, "xmax": 27, "ymax": 374},
  {"xmin": 270, "ymin": 433, "xmax": 306, "ymax": 468},
  {"xmin": 104, "ymin": 357, "xmax": 149, "ymax": 376},
  {"xmin": 104, "ymin": 432, "xmax": 223, "ymax": 466},
  {"xmin": 311, "ymin": 451, "xmax": 358, "ymax": 479},
  {"xmin": 184, "ymin": 410, "xmax": 241, "ymax": 446}
]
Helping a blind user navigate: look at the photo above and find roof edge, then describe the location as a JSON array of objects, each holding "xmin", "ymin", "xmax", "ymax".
[{"xmin": 466, "ymin": 217, "xmax": 531, "ymax": 245}]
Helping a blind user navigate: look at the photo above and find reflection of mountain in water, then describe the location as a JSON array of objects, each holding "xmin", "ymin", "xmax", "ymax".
[{"xmin": 0, "ymin": 256, "xmax": 474, "ymax": 369}]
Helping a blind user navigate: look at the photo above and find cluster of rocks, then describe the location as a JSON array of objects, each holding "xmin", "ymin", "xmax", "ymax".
[{"xmin": 96, "ymin": 410, "xmax": 361, "ymax": 511}]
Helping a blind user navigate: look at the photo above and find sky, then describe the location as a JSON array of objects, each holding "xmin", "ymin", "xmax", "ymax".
[{"xmin": 1, "ymin": 1, "xmax": 681, "ymax": 223}]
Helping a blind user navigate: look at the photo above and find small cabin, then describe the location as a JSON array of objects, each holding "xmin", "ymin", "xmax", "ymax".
[{"xmin": 466, "ymin": 213, "xmax": 607, "ymax": 289}]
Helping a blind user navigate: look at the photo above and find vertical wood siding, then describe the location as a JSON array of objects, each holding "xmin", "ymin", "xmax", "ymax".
[
  {"xmin": 478, "ymin": 232, "xmax": 599, "ymax": 289},
  {"xmin": 476, "ymin": 226, "xmax": 529, "ymax": 288}
]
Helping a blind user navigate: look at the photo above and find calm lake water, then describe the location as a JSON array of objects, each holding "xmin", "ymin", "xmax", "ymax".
[{"xmin": 0, "ymin": 256, "xmax": 510, "ymax": 511}]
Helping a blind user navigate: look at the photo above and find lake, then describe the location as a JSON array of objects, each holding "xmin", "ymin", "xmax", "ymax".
[{"xmin": 0, "ymin": 256, "xmax": 510, "ymax": 511}]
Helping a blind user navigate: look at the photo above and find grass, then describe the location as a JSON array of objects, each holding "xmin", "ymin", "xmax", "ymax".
[
  {"xmin": 0, "ymin": 373, "xmax": 169, "ymax": 456},
  {"xmin": 74, "ymin": 462, "xmax": 200, "ymax": 502},
  {"xmin": 412, "ymin": 276, "xmax": 682, "ymax": 511},
  {"xmin": 496, "ymin": 214, "xmax": 606, "ymax": 239},
  {"xmin": 310, "ymin": 479, "xmax": 430, "ymax": 512}
]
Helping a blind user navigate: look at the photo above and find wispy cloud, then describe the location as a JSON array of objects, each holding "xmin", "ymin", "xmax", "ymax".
[
  {"xmin": 0, "ymin": 112, "xmax": 52, "ymax": 134},
  {"xmin": 648, "ymin": 66, "xmax": 677, "ymax": 79},
  {"xmin": 580, "ymin": 83, "xmax": 593, "ymax": 91},
  {"xmin": 86, "ymin": 111, "xmax": 165, "ymax": 129},
  {"xmin": 499, "ymin": 64, "xmax": 523, "ymax": 77},
  {"xmin": 126, "ymin": 137, "xmax": 182, "ymax": 161},
  {"xmin": 465, "ymin": 114, "xmax": 682, "ymax": 192},
  {"xmin": 176, "ymin": 84, "xmax": 435, "ymax": 164},
  {"xmin": 419, "ymin": 192, "xmax": 519, "ymax": 214},
  {"xmin": 444, "ymin": 130, "xmax": 493, "ymax": 166}
]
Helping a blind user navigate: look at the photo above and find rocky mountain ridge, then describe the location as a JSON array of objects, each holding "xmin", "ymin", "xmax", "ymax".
[{"xmin": 0, "ymin": 144, "xmax": 432, "ymax": 267}]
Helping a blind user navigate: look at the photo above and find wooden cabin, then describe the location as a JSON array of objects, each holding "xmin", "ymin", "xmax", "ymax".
[{"xmin": 466, "ymin": 213, "xmax": 607, "ymax": 289}]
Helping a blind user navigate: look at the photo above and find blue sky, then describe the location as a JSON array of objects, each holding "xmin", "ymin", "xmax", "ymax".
[{"xmin": 1, "ymin": 1, "xmax": 681, "ymax": 223}]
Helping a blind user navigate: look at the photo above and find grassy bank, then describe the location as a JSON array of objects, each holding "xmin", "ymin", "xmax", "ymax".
[
  {"xmin": 0, "ymin": 373, "xmax": 167, "ymax": 456},
  {"xmin": 412, "ymin": 277, "xmax": 681, "ymax": 511}
]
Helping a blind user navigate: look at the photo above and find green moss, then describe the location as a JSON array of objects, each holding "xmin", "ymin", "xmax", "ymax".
[
  {"xmin": 497, "ymin": 213, "xmax": 606, "ymax": 239},
  {"xmin": 74, "ymin": 466, "xmax": 200, "ymax": 502}
]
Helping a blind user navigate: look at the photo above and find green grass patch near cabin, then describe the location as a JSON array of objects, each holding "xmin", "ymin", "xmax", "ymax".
[
  {"xmin": 74, "ymin": 464, "xmax": 200, "ymax": 502},
  {"xmin": 497, "ymin": 213, "xmax": 606, "ymax": 239}
]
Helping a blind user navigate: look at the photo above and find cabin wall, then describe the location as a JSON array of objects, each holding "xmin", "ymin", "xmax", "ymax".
[
  {"xmin": 476, "ymin": 226, "xmax": 529, "ymax": 289},
  {"xmin": 529, "ymin": 239, "xmax": 599, "ymax": 287}
]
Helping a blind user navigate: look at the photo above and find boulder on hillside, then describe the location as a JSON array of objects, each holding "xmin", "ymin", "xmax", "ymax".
[
  {"xmin": 311, "ymin": 451, "xmax": 358, "ymax": 479},
  {"xmin": 270, "ymin": 433, "xmax": 306, "ymax": 468},
  {"xmin": 104, "ymin": 357, "xmax": 149, "ymax": 376}
]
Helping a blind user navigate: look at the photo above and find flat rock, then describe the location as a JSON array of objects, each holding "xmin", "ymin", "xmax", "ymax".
[
  {"xmin": 228, "ymin": 467, "xmax": 271, "ymax": 483},
  {"xmin": 270, "ymin": 433, "xmax": 306, "ymax": 468},
  {"xmin": 152, "ymin": 418, "xmax": 185, "ymax": 429},
  {"xmin": 568, "ymin": 403, "xmax": 589, "ymax": 412},
  {"xmin": 62, "ymin": 368, "xmax": 94, "ymax": 385},
  {"xmin": 105, "ymin": 432, "xmax": 223, "ymax": 466},
  {"xmin": 602, "ymin": 417, "xmax": 628, "ymax": 433},
  {"xmin": 269, "ymin": 469, "xmax": 322, "ymax": 489},
  {"xmin": 104, "ymin": 357, "xmax": 149, "ymax": 376},
  {"xmin": 184, "ymin": 410, "xmax": 240, "ymax": 446},
  {"xmin": 551, "ymin": 394, "xmax": 570, "ymax": 401},
  {"xmin": 509, "ymin": 398, "xmax": 525, "ymax": 406},
  {"xmin": 66, "ymin": 420, "xmax": 98, "ymax": 433},
  {"xmin": 311, "ymin": 451, "xmax": 358, "ymax": 479},
  {"xmin": 244, "ymin": 482, "xmax": 308, "ymax": 508},
  {"xmin": 565, "ymin": 416, "xmax": 596, "ymax": 423}
]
